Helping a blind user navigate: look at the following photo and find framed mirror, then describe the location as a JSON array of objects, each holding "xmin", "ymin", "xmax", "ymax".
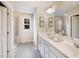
[
  {"xmin": 48, "ymin": 17, "xmax": 53, "ymax": 27},
  {"xmin": 55, "ymin": 19, "xmax": 62, "ymax": 33},
  {"xmin": 55, "ymin": 16, "xmax": 66, "ymax": 36},
  {"xmin": 39, "ymin": 16, "xmax": 45, "ymax": 27}
]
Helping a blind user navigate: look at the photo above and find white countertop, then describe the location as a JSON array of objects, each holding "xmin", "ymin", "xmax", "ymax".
[{"xmin": 37, "ymin": 32, "xmax": 79, "ymax": 58}]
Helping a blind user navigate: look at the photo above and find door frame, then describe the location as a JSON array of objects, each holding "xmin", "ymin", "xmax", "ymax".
[
  {"xmin": 1, "ymin": 1, "xmax": 14, "ymax": 58},
  {"xmin": 0, "ymin": 2, "xmax": 9, "ymax": 58}
]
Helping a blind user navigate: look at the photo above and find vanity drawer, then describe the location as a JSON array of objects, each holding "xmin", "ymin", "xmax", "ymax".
[
  {"xmin": 50, "ymin": 50, "xmax": 57, "ymax": 58},
  {"xmin": 45, "ymin": 41, "xmax": 50, "ymax": 52},
  {"xmin": 45, "ymin": 46, "xmax": 49, "ymax": 52},
  {"xmin": 45, "ymin": 51, "xmax": 49, "ymax": 58}
]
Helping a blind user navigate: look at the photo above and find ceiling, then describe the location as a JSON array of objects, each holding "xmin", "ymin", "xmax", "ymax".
[
  {"xmin": 7, "ymin": 1, "xmax": 54, "ymax": 14},
  {"xmin": 54, "ymin": 1, "xmax": 79, "ymax": 16},
  {"xmin": 7, "ymin": 1, "xmax": 79, "ymax": 16}
]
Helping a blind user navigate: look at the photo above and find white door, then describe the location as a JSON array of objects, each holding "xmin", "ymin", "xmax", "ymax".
[
  {"xmin": 19, "ymin": 14, "xmax": 33, "ymax": 43},
  {"xmin": 0, "ymin": 6, "xmax": 7, "ymax": 57}
]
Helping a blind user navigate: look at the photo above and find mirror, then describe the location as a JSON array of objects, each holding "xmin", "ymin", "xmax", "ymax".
[
  {"xmin": 55, "ymin": 16, "xmax": 66, "ymax": 36},
  {"xmin": 55, "ymin": 19, "xmax": 62, "ymax": 33},
  {"xmin": 39, "ymin": 16, "xmax": 45, "ymax": 27},
  {"xmin": 48, "ymin": 17, "xmax": 53, "ymax": 27},
  {"xmin": 71, "ymin": 15, "xmax": 79, "ymax": 39}
]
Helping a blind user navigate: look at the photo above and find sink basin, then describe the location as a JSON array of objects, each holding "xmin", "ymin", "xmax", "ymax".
[
  {"xmin": 47, "ymin": 32, "xmax": 55, "ymax": 39},
  {"xmin": 49, "ymin": 34, "xmax": 64, "ymax": 42},
  {"xmin": 66, "ymin": 37, "xmax": 79, "ymax": 48},
  {"xmin": 53, "ymin": 37, "xmax": 64, "ymax": 42},
  {"xmin": 47, "ymin": 32, "xmax": 64, "ymax": 42}
]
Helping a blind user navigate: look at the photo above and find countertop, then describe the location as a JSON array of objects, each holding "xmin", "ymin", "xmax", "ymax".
[{"xmin": 37, "ymin": 32, "xmax": 79, "ymax": 58}]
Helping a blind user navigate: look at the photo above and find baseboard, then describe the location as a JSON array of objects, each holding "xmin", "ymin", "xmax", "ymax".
[{"xmin": 17, "ymin": 40, "xmax": 33, "ymax": 43}]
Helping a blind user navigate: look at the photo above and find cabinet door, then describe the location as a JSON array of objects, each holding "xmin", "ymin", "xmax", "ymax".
[
  {"xmin": 40, "ymin": 39, "xmax": 44, "ymax": 57},
  {"xmin": 44, "ymin": 41, "xmax": 50, "ymax": 58},
  {"xmin": 37, "ymin": 36, "xmax": 42, "ymax": 51},
  {"xmin": 37, "ymin": 36, "xmax": 45, "ymax": 57},
  {"xmin": 38, "ymin": 38, "xmax": 42, "ymax": 52},
  {"xmin": 45, "ymin": 51, "xmax": 49, "ymax": 58},
  {"xmin": 50, "ymin": 51, "xmax": 56, "ymax": 58},
  {"xmin": 37, "ymin": 36, "xmax": 39, "ymax": 49},
  {"xmin": 49, "ymin": 45, "xmax": 57, "ymax": 58}
]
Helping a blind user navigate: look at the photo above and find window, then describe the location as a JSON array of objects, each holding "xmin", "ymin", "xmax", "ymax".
[
  {"xmin": 24, "ymin": 25, "xmax": 29, "ymax": 29},
  {"xmin": 24, "ymin": 18, "xmax": 30, "ymax": 29},
  {"xmin": 24, "ymin": 19, "xmax": 29, "ymax": 24}
]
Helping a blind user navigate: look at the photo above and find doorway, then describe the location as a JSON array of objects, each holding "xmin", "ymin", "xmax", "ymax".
[
  {"xmin": 14, "ymin": 13, "xmax": 33, "ymax": 43},
  {"xmin": 14, "ymin": 13, "xmax": 42, "ymax": 58}
]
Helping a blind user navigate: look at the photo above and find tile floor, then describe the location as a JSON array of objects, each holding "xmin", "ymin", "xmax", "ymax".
[{"xmin": 15, "ymin": 42, "xmax": 42, "ymax": 58}]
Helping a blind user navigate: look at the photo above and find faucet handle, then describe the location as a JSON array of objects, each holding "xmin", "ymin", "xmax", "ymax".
[{"xmin": 74, "ymin": 40, "xmax": 79, "ymax": 48}]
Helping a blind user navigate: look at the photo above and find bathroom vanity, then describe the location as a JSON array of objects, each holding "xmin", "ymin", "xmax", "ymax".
[
  {"xmin": 37, "ymin": 32, "xmax": 79, "ymax": 58},
  {"xmin": 37, "ymin": 14, "xmax": 79, "ymax": 58}
]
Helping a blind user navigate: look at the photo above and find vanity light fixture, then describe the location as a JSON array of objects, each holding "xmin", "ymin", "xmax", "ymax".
[{"xmin": 46, "ymin": 7, "xmax": 55, "ymax": 14}]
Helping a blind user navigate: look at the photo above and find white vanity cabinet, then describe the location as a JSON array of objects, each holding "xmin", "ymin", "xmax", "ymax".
[{"xmin": 37, "ymin": 34, "xmax": 67, "ymax": 58}]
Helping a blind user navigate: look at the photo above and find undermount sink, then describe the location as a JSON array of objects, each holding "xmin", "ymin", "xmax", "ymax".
[
  {"xmin": 66, "ymin": 37, "xmax": 79, "ymax": 48},
  {"xmin": 47, "ymin": 32, "xmax": 64, "ymax": 42},
  {"xmin": 48, "ymin": 34, "xmax": 64, "ymax": 42},
  {"xmin": 52, "ymin": 37, "xmax": 64, "ymax": 42}
]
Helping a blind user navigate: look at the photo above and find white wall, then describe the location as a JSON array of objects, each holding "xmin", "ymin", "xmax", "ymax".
[{"xmin": 36, "ymin": 8, "xmax": 54, "ymax": 32}]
